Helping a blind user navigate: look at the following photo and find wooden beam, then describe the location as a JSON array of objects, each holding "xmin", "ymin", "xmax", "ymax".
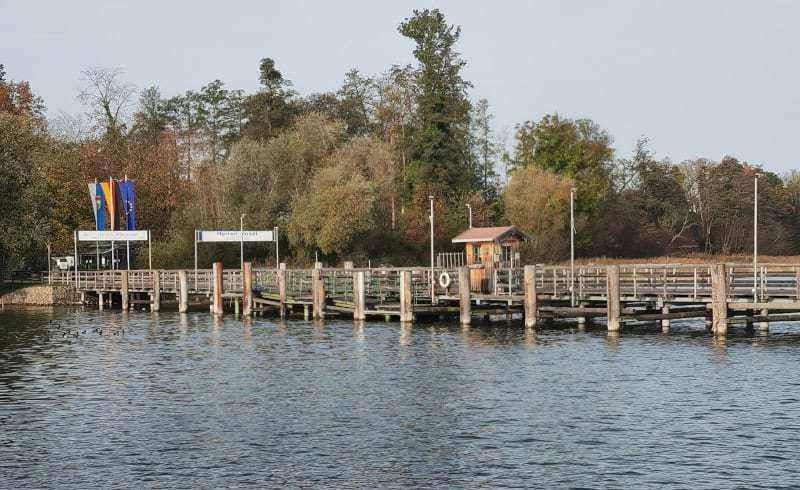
[
  {"xmin": 524, "ymin": 265, "xmax": 538, "ymax": 328},
  {"xmin": 178, "ymin": 270, "xmax": 189, "ymax": 313},
  {"xmin": 121, "ymin": 270, "xmax": 129, "ymax": 311},
  {"xmin": 242, "ymin": 262, "xmax": 252, "ymax": 316},
  {"xmin": 400, "ymin": 270, "xmax": 412, "ymax": 323},
  {"xmin": 607, "ymin": 264, "xmax": 621, "ymax": 331},
  {"xmin": 711, "ymin": 263, "xmax": 728, "ymax": 336},
  {"xmin": 459, "ymin": 267, "xmax": 471, "ymax": 325}
]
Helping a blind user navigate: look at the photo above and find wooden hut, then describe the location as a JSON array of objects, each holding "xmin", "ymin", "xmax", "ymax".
[{"xmin": 451, "ymin": 226, "xmax": 532, "ymax": 293}]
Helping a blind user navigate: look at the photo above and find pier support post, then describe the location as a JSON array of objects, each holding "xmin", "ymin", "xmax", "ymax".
[
  {"xmin": 279, "ymin": 263, "xmax": 287, "ymax": 318},
  {"xmin": 98, "ymin": 292, "xmax": 104, "ymax": 310},
  {"xmin": 212, "ymin": 262, "xmax": 223, "ymax": 316},
  {"xmin": 242, "ymin": 262, "xmax": 252, "ymax": 317},
  {"xmin": 577, "ymin": 303, "xmax": 588, "ymax": 328},
  {"xmin": 400, "ymin": 270, "xmax": 413, "ymax": 323},
  {"xmin": 178, "ymin": 270, "xmax": 189, "ymax": 313},
  {"xmin": 711, "ymin": 263, "xmax": 728, "ymax": 336},
  {"xmin": 606, "ymin": 265, "xmax": 621, "ymax": 332},
  {"xmin": 354, "ymin": 271, "xmax": 366, "ymax": 321},
  {"xmin": 524, "ymin": 265, "xmax": 538, "ymax": 328},
  {"xmin": 312, "ymin": 266, "xmax": 325, "ymax": 320},
  {"xmin": 121, "ymin": 271, "xmax": 129, "ymax": 311},
  {"xmin": 459, "ymin": 267, "xmax": 471, "ymax": 325},
  {"xmin": 661, "ymin": 304, "xmax": 670, "ymax": 332},
  {"xmin": 759, "ymin": 308, "xmax": 769, "ymax": 332},
  {"xmin": 151, "ymin": 270, "xmax": 161, "ymax": 312}
]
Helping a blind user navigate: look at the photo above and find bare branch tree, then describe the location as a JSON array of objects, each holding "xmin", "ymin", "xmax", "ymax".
[{"xmin": 78, "ymin": 67, "xmax": 136, "ymax": 135}]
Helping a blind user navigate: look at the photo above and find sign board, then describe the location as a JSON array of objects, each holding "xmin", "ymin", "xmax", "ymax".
[
  {"xmin": 78, "ymin": 230, "xmax": 149, "ymax": 241},
  {"xmin": 198, "ymin": 230, "xmax": 275, "ymax": 243}
]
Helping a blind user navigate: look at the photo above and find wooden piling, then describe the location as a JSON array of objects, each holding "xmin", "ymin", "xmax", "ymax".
[
  {"xmin": 178, "ymin": 270, "xmax": 189, "ymax": 313},
  {"xmin": 759, "ymin": 308, "xmax": 769, "ymax": 332},
  {"xmin": 711, "ymin": 263, "xmax": 728, "ymax": 336},
  {"xmin": 459, "ymin": 267, "xmax": 471, "ymax": 325},
  {"xmin": 524, "ymin": 265, "xmax": 538, "ymax": 328},
  {"xmin": 279, "ymin": 263, "xmax": 287, "ymax": 318},
  {"xmin": 242, "ymin": 262, "xmax": 252, "ymax": 316},
  {"xmin": 606, "ymin": 264, "xmax": 621, "ymax": 332},
  {"xmin": 151, "ymin": 270, "xmax": 161, "ymax": 312},
  {"xmin": 312, "ymin": 267, "xmax": 325, "ymax": 319},
  {"xmin": 661, "ymin": 304, "xmax": 670, "ymax": 331},
  {"xmin": 98, "ymin": 292, "xmax": 104, "ymax": 310},
  {"xmin": 354, "ymin": 271, "xmax": 366, "ymax": 320},
  {"xmin": 400, "ymin": 270, "xmax": 413, "ymax": 323},
  {"xmin": 121, "ymin": 271, "xmax": 129, "ymax": 311},
  {"xmin": 212, "ymin": 262, "xmax": 223, "ymax": 316}
]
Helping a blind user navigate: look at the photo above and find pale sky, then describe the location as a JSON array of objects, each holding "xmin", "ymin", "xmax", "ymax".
[{"xmin": 3, "ymin": 0, "xmax": 799, "ymax": 173}]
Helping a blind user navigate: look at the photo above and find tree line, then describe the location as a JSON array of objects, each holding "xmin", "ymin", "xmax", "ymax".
[{"xmin": 2, "ymin": 8, "xmax": 799, "ymax": 274}]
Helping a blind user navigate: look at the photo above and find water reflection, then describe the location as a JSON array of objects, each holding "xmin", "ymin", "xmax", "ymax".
[{"xmin": 2, "ymin": 309, "xmax": 800, "ymax": 489}]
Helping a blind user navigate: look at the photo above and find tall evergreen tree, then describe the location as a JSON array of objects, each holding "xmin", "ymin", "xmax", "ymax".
[{"xmin": 398, "ymin": 9, "xmax": 474, "ymax": 195}]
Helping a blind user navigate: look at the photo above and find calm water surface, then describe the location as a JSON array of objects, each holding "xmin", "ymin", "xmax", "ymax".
[{"xmin": 1, "ymin": 307, "xmax": 800, "ymax": 489}]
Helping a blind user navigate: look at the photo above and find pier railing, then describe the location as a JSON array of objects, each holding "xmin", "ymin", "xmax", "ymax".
[{"xmin": 43, "ymin": 263, "xmax": 800, "ymax": 304}]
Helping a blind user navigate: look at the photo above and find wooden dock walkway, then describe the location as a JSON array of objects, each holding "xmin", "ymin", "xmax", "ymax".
[{"xmin": 45, "ymin": 262, "xmax": 800, "ymax": 336}]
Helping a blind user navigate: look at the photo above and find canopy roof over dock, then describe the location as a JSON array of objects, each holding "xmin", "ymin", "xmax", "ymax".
[{"xmin": 451, "ymin": 226, "xmax": 532, "ymax": 244}]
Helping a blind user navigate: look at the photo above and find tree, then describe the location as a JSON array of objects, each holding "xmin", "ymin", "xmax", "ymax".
[
  {"xmin": 337, "ymin": 68, "xmax": 375, "ymax": 136},
  {"xmin": 399, "ymin": 8, "xmax": 474, "ymax": 194},
  {"xmin": 78, "ymin": 67, "xmax": 136, "ymax": 137},
  {"xmin": 503, "ymin": 166, "xmax": 573, "ymax": 262},
  {"xmin": 471, "ymin": 98, "xmax": 500, "ymax": 203},
  {"xmin": 242, "ymin": 58, "xmax": 297, "ymax": 140},
  {"xmin": 0, "ymin": 70, "xmax": 50, "ymax": 272},
  {"xmin": 511, "ymin": 114, "xmax": 614, "ymax": 252}
]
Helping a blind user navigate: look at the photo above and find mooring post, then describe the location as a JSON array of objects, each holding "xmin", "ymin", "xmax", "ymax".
[
  {"xmin": 661, "ymin": 304, "xmax": 670, "ymax": 332},
  {"xmin": 212, "ymin": 262, "xmax": 223, "ymax": 316},
  {"xmin": 354, "ymin": 270, "xmax": 366, "ymax": 320},
  {"xmin": 400, "ymin": 270, "xmax": 413, "ymax": 323},
  {"xmin": 178, "ymin": 270, "xmax": 189, "ymax": 313},
  {"xmin": 711, "ymin": 263, "xmax": 728, "ymax": 336},
  {"xmin": 606, "ymin": 264, "xmax": 621, "ymax": 332},
  {"xmin": 242, "ymin": 261, "xmax": 252, "ymax": 317},
  {"xmin": 759, "ymin": 308, "xmax": 769, "ymax": 332},
  {"xmin": 279, "ymin": 263, "xmax": 287, "ymax": 318},
  {"xmin": 151, "ymin": 270, "xmax": 161, "ymax": 312},
  {"xmin": 459, "ymin": 267, "xmax": 471, "ymax": 326},
  {"xmin": 312, "ymin": 265, "xmax": 325, "ymax": 320},
  {"xmin": 524, "ymin": 265, "xmax": 538, "ymax": 328},
  {"xmin": 121, "ymin": 270, "xmax": 129, "ymax": 311},
  {"xmin": 98, "ymin": 292, "xmax": 104, "ymax": 311}
]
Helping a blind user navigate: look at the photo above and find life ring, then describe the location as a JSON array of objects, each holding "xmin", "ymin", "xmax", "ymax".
[{"xmin": 438, "ymin": 271, "xmax": 451, "ymax": 288}]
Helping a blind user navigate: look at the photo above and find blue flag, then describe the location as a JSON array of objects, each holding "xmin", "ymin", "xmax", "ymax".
[
  {"xmin": 118, "ymin": 180, "xmax": 136, "ymax": 230},
  {"xmin": 88, "ymin": 183, "xmax": 106, "ymax": 230}
]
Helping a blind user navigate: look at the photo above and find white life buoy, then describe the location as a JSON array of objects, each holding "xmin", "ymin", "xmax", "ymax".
[{"xmin": 438, "ymin": 271, "xmax": 451, "ymax": 288}]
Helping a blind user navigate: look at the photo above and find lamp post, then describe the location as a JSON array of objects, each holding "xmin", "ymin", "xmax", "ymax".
[
  {"xmin": 240, "ymin": 214, "xmax": 246, "ymax": 268},
  {"xmin": 429, "ymin": 195, "xmax": 435, "ymax": 296},
  {"xmin": 754, "ymin": 173, "xmax": 760, "ymax": 302},
  {"xmin": 466, "ymin": 203, "xmax": 472, "ymax": 228},
  {"xmin": 570, "ymin": 187, "xmax": 576, "ymax": 306}
]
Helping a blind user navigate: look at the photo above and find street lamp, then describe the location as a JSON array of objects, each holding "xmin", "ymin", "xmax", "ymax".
[
  {"xmin": 429, "ymin": 195, "xmax": 435, "ymax": 279},
  {"xmin": 754, "ymin": 173, "xmax": 760, "ymax": 302},
  {"xmin": 466, "ymin": 203, "xmax": 472, "ymax": 228},
  {"xmin": 570, "ymin": 187, "xmax": 576, "ymax": 306},
  {"xmin": 240, "ymin": 213, "xmax": 246, "ymax": 268}
]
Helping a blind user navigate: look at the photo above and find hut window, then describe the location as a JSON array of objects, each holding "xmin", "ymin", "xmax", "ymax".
[{"xmin": 472, "ymin": 245, "xmax": 482, "ymax": 263}]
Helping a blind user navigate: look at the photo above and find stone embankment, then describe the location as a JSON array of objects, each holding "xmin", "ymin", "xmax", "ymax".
[{"xmin": 1, "ymin": 285, "xmax": 81, "ymax": 306}]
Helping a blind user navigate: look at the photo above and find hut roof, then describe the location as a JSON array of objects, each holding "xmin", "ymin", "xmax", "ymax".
[{"xmin": 451, "ymin": 226, "xmax": 532, "ymax": 244}]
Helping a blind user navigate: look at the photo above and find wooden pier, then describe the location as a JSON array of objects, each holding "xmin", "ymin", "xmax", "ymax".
[{"xmin": 45, "ymin": 262, "xmax": 800, "ymax": 336}]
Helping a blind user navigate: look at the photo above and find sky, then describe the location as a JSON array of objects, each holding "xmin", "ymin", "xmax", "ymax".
[{"xmin": 3, "ymin": 0, "xmax": 799, "ymax": 174}]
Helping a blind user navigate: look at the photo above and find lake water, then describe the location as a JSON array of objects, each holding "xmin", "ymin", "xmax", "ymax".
[{"xmin": 2, "ymin": 307, "xmax": 800, "ymax": 489}]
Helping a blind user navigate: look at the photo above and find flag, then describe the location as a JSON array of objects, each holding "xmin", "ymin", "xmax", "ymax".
[
  {"xmin": 118, "ymin": 180, "xmax": 136, "ymax": 230},
  {"xmin": 100, "ymin": 180, "xmax": 118, "ymax": 230},
  {"xmin": 88, "ymin": 183, "xmax": 106, "ymax": 230}
]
